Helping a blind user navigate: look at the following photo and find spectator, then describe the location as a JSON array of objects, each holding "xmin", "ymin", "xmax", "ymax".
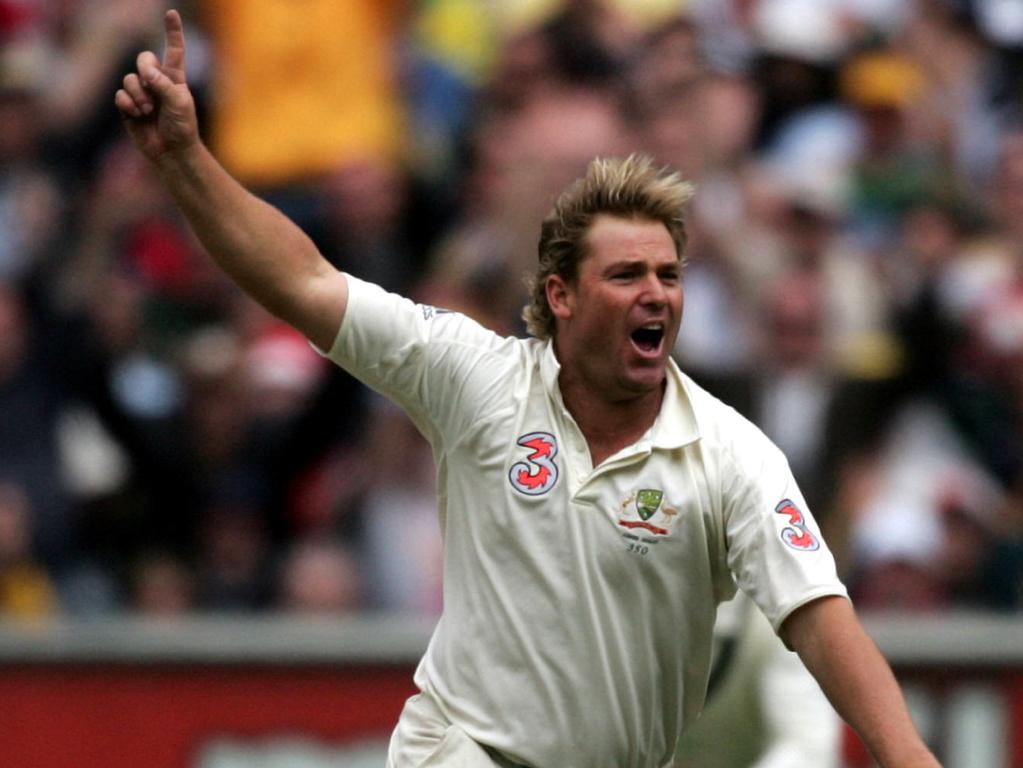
[
  {"xmin": 357, "ymin": 396, "xmax": 443, "ymax": 617},
  {"xmin": 277, "ymin": 537, "xmax": 360, "ymax": 615},
  {"xmin": 200, "ymin": 0, "xmax": 407, "ymax": 231},
  {"xmin": 0, "ymin": 39, "xmax": 61, "ymax": 281},
  {"xmin": 129, "ymin": 550, "xmax": 196, "ymax": 617},
  {"xmin": 0, "ymin": 281, "xmax": 73, "ymax": 569},
  {"xmin": 0, "ymin": 0, "xmax": 1020, "ymax": 622},
  {"xmin": 0, "ymin": 481, "xmax": 58, "ymax": 619}
]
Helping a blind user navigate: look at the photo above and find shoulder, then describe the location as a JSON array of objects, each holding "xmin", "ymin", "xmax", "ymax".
[
  {"xmin": 676, "ymin": 368, "xmax": 786, "ymax": 474},
  {"xmin": 338, "ymin": 275, "xmax": 529, "ymax": 361},
  {"xmin": 679, "ymin": 371, "xmax": 772, "ymax": 448}
]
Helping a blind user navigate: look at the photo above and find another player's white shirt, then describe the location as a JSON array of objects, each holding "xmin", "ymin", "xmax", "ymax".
[
  {"xmin": 326, "ymin": 277, "xmax": 848, "ymax": 768},
  {"xmin": 676, "ymin": 591, "xmax": 841, "ymax": 768}
]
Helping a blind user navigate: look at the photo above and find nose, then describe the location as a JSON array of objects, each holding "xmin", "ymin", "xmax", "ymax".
[{"xmin": 639, "ymin": 272, "xmax": 669, "ymax": 307}]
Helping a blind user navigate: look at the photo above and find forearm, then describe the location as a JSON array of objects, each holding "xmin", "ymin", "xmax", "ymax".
[
  {"xmin": 153, "ymin": 142, "xmax": 346, "ymax": 347},
  {"xmin": 784, "ymin": 598, "xmax": 940, "ymax": 767},
  {"xmin": 813, "ymin": 640, "xmax": 932, "ymax": 765},
  {"xmin": 117, "ymin": 10, "xmax": 346, "ymax": 348}
]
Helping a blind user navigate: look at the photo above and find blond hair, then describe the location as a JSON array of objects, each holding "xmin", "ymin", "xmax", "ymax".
[{"xmin": 523, "ymin": 154, "xmax": 694, "ymax": 339}]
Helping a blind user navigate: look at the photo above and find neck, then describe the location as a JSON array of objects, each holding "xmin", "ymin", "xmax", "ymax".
[{"xmin": 558, "ymin": 367, "xmax": 666, "ymax": 466}]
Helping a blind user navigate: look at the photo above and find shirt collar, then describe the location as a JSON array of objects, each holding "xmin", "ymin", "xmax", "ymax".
[
  {"xmin": 540, "ymin": 339, "xmax": 564, "ymax": 401},
  {"xmin": 540, "ymin": 339, "xmax": 701, "ymax": 450},
  {"xmin": 654, "ymin": 358, "xmax": 701, "ymax": 449}
]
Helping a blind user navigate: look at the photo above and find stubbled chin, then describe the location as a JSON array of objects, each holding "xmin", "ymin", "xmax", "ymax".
[{"xmin": 622, "ymin": 358, "xmax": 667, "ymax": 391}]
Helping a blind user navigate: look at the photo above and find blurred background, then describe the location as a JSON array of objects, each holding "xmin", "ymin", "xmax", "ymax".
[{"xmin": 1, "ymin": 0, "xmax": 1023, "ymax": 765}]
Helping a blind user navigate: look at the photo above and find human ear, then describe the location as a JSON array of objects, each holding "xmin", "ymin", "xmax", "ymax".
[{"xmin": 546, "ymin": 274, "xmax": 574, "ymax": 321}]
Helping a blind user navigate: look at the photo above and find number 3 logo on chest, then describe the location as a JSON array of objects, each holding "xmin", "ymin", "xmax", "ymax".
[{"xmin": 508, "ymin": 432, "xmax": 559, "ymax": 495}]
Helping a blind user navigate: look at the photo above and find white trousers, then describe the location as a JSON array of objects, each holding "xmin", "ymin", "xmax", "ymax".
[
  {"xmin": 388, "ymin": 691, "xmax": 674, "ymax": 768},
  {"xmin": 388, "ymin": 691, "xmax": 508, "ymax": 768}
]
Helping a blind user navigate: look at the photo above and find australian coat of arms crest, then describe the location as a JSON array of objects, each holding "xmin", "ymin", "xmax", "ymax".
[{"xmin": 618, "ymin": 489, "xmax": 677, "ymax": 536}]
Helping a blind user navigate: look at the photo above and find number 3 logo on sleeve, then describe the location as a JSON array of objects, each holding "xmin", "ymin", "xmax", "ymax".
[{"xmin": 774, "ymin": 499, "xmax": 820, "ymax": 551}]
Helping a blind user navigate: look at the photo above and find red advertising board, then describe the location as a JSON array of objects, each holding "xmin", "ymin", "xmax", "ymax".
[{"xmin": 0, "ymin": 664, "xmax": 417, "ymax": 768}]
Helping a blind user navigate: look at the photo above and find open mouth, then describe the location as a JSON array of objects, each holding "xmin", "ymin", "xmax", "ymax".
[{"xmin": 631, "ymin": 324, "xmax": 665, "ymax": 353}]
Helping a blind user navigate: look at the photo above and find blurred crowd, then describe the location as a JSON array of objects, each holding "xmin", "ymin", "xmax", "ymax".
[{"xmin": 1, "ymin": 0, "xmax": 1023, "ymax": 621}]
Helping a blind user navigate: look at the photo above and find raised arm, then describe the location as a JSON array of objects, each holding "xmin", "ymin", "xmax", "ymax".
[
  {"xmin": 781, "ymin": 596, "xmax": 941, "ymax": 768},
  {"xmin": 114, "ymin": 10, "xmax": 348, "ymax": 351}
]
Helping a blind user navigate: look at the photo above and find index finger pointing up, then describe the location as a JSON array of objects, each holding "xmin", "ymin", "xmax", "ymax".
[{"xmin": 162, "ymin": 9, "xmax": 187, "ymax": 84}]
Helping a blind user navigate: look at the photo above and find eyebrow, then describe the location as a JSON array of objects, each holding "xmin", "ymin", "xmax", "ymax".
[{"xmin": 602, "ymin": 259, "xmax": 681, "ymax": 275}]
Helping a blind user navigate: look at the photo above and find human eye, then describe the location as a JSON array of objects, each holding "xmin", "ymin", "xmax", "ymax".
[
  {"xmin": 610, "ymin": 267, "xmax": 641, "ymax": 282},
  {"xmin": 659, "ymin": 267, "xmax": 681, "ymax": 283}
]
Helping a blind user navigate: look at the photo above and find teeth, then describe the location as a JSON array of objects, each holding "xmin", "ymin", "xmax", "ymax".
[{"xmin": 641, "ymin": 324, "xmax": 663, "ymax": 330}]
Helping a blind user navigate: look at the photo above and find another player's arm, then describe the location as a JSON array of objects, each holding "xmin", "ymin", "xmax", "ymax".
[
  {"xmin": 114, "ymin": 9, "xmax": 347, "ymax": 351},
  {"xmin": 781, "ymin": 596, "xmax": 941, "ymax": 768}
]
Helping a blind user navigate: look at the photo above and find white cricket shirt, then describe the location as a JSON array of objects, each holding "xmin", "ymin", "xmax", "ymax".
[{"xmin": 326, "ymin": 277, "xmax": 848, "ymax": 768}]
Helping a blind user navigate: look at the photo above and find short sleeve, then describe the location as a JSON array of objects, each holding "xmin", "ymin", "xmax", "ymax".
[
  {"xmin": 721, "ymin": 418, "xmax": 848, "ymax": 634},
  {"xmin": 319, "ymin": 275, "xmax": 523, "ymax": 445}
]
